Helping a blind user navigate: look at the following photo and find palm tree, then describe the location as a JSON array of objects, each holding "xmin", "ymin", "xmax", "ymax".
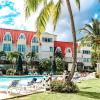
[
  {"xmin": 26, "ymin": 52, "xmax": 37, "ymax": 68},
  {"xmin": 80, "ymin": 19, "xmax": 100, "ymax": 63},
  {"xmin": 25, "ymin": 0, "xmax": 80, "ymax": 82},
  {"xmin": 7, "ymin": 52, "xmax": 21, "ymax": 68}
]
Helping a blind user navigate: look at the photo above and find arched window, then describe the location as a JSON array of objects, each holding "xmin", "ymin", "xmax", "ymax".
[
  {"xmin": 55, "ymin": 47, "xmax": 61, "ymax": 52},
  {"xmin": 18, "ymin": 33, "xmax": 26, "ymax": 40},
  {"xmin": 17, "ymin": 33, "xmax": 26, "ymax": 53},
  {"xmin": 32, "ymin": 37, "xmax": 38, "ymax": 43},
  {"xmin": 66, "ymin": 48, "xmax": 71, "ymax": 53},
  {"xmin": 3, "ymin": 32, "xmax": 12, "ymax": 52},
  {"xmin": 4, "ymin": 32, "xmax": 12, "ymax": 41}
]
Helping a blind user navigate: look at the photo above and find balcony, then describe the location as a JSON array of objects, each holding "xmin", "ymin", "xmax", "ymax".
[{"xmin": 65, "ymin": 57, "xmax": 83, "ymax": 63}]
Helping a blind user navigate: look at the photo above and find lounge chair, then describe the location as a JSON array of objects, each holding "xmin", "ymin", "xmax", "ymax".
[
  {"xmin": 7, "ymin": 80, "xmax": 21, "ymax": 94},
  {"xmin": 22, "ymin": 78, "xmax": 46, "ymax": 92},
  {"xmin": 27, "ymin": 78, "xmax": 37, "ymax": 86},
  {"xmin": 19, "ymin": 78, "xmax": 38, "ymax": 93}
]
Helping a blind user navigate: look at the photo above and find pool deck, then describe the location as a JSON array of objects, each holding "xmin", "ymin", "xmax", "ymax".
[
  {"xmin": 0, "ymin": 89, "xmax": 45, "ymax": 100},
  {"xmin": 0, "ymin": 91, "xmax": 11, "ymax": 100}
]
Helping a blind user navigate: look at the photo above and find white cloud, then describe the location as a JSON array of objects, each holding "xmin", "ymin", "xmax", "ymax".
[
  {"xmin": 56, "ymin": 32, "xmax": 72, "ymax": 41},
  {"xmin": 0, "ymin": 7, "xmax": 13, "ymax": 16},
  {"xmin": 0, "ymin": 0, "xmax": 97, "ymax": 41}
]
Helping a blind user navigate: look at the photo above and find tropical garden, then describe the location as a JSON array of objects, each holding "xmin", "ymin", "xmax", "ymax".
[
  {"xmin": 24, "ymin": 0, "xmax": 100, "ymax": 94},
  {"xmin": 0, "ymin": 0, "xmax": 100, "ymax": 99},
  {"xmin": 0, "ymin": 50, "xmax": 65, "ymax": 76}
]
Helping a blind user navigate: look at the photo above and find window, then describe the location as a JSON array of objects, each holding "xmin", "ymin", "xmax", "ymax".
[
  {"xmin": 83, "ymin": 50, "xmax": 90, "ymax": 54},
  {"xmin": 66, "ymin": 48, "xmax": 71, "ymax": 53},
  {"xmin": 83, "ymin": 58, "xmax": 86, "ymax": 62},
  {"xmin": 83, "ymin": 58, "xmax": 91, "ymax": 62},
  {"xmin": 55, "ymin": 47, "xmax": 61, "ymax": 52},
  {"xmin": 50, "ymin": 47, "xmax": 53, "ymax": 52},
  {"xmin": 48, "ymin": 38, "xmax": 52, "ymax": 42},
  {"xmin": 4, "ymin": 32, "xmax": 12, "ymax": 41},
  {"xmin": 32, "ymin": 46, "xmax": 39, "ymax": 53},
  {"xmin": 3, "ymin": 44, "xmax": 11, "ymax": 51},
  {"xmin": 42, "ymin": 38, "xmax": 47, "ymax": 42},
  {"xmin": 18, "ymin": 44, "xmax": 25, "ymax": 52},
  {"xmin": 32, "ymin": 37, "xmax": 38, "ymax": 43},
  {"xmin": 19, "ymin": 33, "xmax": 26, "ymax": 40},
  {"xmin": 42, "ymin": 37, "xmax": 52, "ymax": 42},
  {"xmin": 17, "ymin": 33, "xmax": 26, "ymax": 53}
]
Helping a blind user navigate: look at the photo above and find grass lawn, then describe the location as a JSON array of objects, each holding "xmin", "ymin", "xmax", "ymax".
[{"xmin": 10, "ymin": 79, "xmax": 100, "ymax": 100}]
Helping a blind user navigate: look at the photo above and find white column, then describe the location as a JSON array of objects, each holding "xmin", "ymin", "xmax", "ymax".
[{"xmin": 96, "ymin": 63, "xmax": 100, "ymax": 74}]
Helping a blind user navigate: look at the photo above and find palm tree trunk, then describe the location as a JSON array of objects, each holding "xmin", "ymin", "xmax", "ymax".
[{"xmin": 66, "ymin": 0, "xmax": 77, "ymax": 82}]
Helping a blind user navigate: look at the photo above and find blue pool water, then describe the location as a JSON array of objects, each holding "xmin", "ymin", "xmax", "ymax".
[
  {"xmin": 0, "ymin": 76, "xmax": 47, "ymax": 91},
  {"xmin": 0, "ymin": 76, "xmax": 43, "ymax": 81}
]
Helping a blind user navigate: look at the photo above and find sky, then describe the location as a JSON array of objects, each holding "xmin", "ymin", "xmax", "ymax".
[{"xmin": 0, "ymin": 0, "xmax": 100, "ymax": 41}]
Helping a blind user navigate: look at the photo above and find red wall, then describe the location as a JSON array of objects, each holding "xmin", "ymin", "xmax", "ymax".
[
  {"xmin": 54, "ymin": 41, "xmax": 78, "ymax": 57},
  {"xmin": 0, "ymin": 28, "xmax": 35, "ymax": 45}
]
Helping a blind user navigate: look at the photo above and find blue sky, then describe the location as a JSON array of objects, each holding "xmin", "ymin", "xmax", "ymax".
[{"xmin": 0, "ymin": 0, "xmax": 100, "ymax": 41}]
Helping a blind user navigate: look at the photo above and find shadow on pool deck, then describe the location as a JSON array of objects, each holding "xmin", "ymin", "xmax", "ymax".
[{"xmin": 78, "ymin": 91, "xmax": 100, "ymax": 99}]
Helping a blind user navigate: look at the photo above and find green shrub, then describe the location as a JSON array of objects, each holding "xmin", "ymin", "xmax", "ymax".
[
  {"xmin": 50, "ymin": 80, "xmax": 79, "ymax": 93},
  {"xmin": 6, "ymin": 68, "xmax": 16, "ymax": 75},
  {"xmin": 0, "ymin": 68, "xmax": 6, "ymax": 74}
]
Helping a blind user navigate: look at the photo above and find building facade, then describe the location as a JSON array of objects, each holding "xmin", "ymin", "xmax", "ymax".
[
  {"xmin": 0, "ymin": 28, "xmax": 92, "ymax": 70},
  {"xmin": 0, "ymin": 28, "xmax": 56, "ymax": 60},
  {"xmin": 54, "ymin": 41, "xmax": 92, "ymax": 71}
]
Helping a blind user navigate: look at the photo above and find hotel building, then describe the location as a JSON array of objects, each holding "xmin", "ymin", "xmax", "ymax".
[{"xmin": 0, "ymin": 28, "xmax": 92, "ymax": 70}]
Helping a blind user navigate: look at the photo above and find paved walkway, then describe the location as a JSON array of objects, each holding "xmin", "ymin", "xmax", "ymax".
[{"xmin": 0, "ymin": 91, "xmax": 11, "ymax": 100}]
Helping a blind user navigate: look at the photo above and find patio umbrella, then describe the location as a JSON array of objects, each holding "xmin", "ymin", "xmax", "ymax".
[{"xmin": 16, "ymin": 55, "xmax": 23, "ymax": 75}]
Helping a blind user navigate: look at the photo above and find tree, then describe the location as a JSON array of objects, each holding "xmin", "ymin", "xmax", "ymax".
[
  {"xmin": 55, "ymin": 48, "xmax": 63, "ymax": 59},
  {"xmin": 16, "ymin": 55, "xmax": 23, "ymax": 75},
  {"xmin": 80, "ymin": 19, "xmax": 100, "ymax": 63},
  {"xmin": 7, "ymin": 52, "xmax": 21, "ymax": 68},
  {"xmin": 55, "ymin": 57, "xmax": 63, "ymax": 73},
  {"xmin": 39, "ymin": 58, "xmax": 51, "ymax": 73},
  {"xmin": 26, "ymin": 52, "xmax": 37, "ymax": 68},
  {"xmin": 25, "ymin": 0, "xmax": 80, "ymax": 82}
]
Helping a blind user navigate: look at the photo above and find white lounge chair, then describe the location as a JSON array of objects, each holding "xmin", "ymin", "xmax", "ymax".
[{"xmin": 7, "ymin": 80, "xmax": 21, "ymax": 94}]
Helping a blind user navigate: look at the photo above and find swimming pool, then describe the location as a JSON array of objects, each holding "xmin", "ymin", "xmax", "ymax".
[{"xmin": 0, "ymin": 76, "xmax": 47, "ymax": 91}]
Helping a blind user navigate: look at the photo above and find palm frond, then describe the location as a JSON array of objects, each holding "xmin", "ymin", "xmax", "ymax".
[
  {"xmin": 25, "ymin": 0, "xmax": 44, "ymax": 18},
  {"xmin": 43, "ymin": 0, "xmax": 47, "ymax": 7},
  {"xmin": 36, "ymin": 0, "xmax": 53, "ymax": 37},
  {"xmin": 85, "ymin": 24, "xmax": 93, "ymax": 32},
  {"xmin": 79, "ymin": 35, "xmax": 92, "ymax": 47},
  {"xmin": 52, "ymin": 0, "xmax": 62, "ymax": 30},
  {"xmin": 80, "ymin": 28, "xmax": 93, "ymax": 35},
  {"xmin": 75, "ymin": 0, "xmax": 80, "ymax": 10}
]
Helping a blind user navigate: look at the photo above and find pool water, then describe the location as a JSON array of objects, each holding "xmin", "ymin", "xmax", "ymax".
[{"xmin": 0, "ymin": 76, "xmax": 46, "ymax": 91}]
